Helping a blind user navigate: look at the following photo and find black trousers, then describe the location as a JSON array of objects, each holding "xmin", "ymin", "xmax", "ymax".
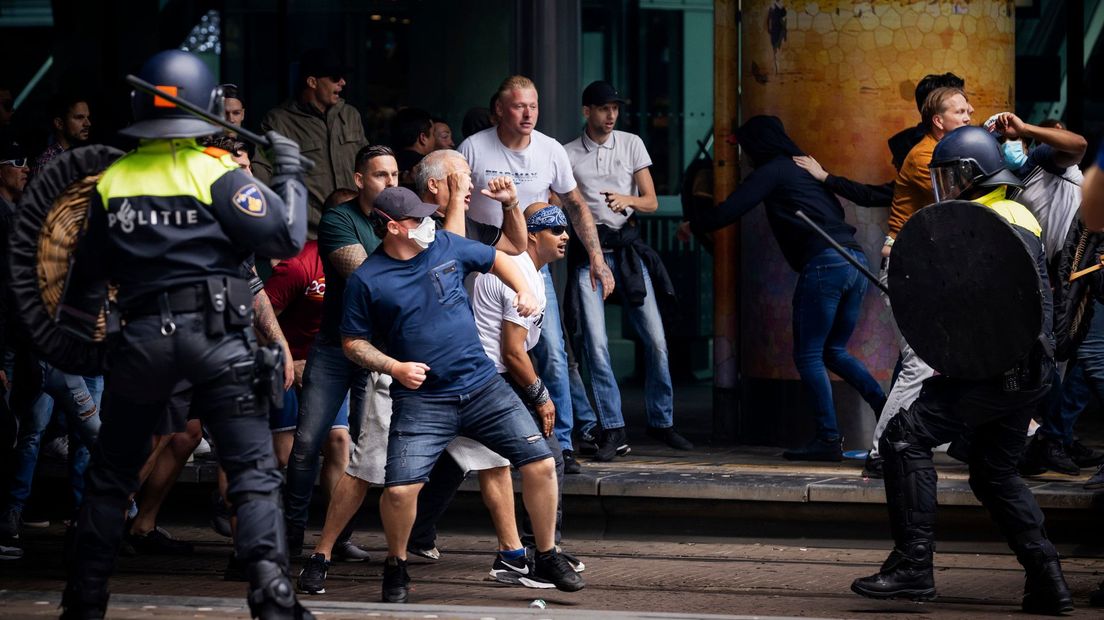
[
  {"xmin": 65, "ymin": 311, "xmax": 287, "ymax": 603},
  {"xmin": 880, "ymin": 374, "xmax": 1054, "ymax": 559}
]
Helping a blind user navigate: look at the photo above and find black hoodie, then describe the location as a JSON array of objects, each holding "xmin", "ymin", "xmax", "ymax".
[{"xmin": 695, "ymin": 115, "xmax": 861, "ymax": 272}]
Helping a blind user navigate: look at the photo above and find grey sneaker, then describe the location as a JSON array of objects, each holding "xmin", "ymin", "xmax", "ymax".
[
  {"xmin": 332, "ymin": 539, "xmax": 370, "ymax": 562},
  {"xmin": 406, "ymin": 545, "xmax": 440, "ymax": 561}
]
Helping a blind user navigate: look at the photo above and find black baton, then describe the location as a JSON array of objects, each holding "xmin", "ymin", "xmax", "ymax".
[
  {"xmin": 125, "ymin": 74, "xmax": 315, "ymax": 171},
  {"xmin": 795, "ymin": 210, "xmax": 889, "ymax": 295}
]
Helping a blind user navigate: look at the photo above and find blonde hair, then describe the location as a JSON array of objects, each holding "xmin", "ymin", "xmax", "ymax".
[{"xmin": 921, "ymin": 86, "xmax": 966, "ymax": 133}]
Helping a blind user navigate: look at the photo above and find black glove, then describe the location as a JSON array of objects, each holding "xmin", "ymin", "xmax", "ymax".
[{"xmin": 264, "ymin": 130, "xmax": 306, "ymax": 177}]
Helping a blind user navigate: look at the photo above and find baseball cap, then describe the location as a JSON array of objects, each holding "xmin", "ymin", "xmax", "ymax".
[
  {"xmin": 374, "ymin": 187, "xmax": 438, "ymax": 221},
  {"xmin": 299, "ymin": 48, "xmax": 349, "ymax": 81},
  {"xmin": 0, "ymin": 137, "xmax": 27, "ymax": 164},
  {"xmin": 582, "ymin": 80, "xmax": 628, "ymax": 107}
]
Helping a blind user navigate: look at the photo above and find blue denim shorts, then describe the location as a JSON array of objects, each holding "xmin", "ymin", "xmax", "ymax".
[
  {"xmin": 270, "ymin": 387, "xmax": 350, "ymax": 433},
  {"xmin": 384, "ymin": 375, "xmax": 552, "ymax": 486}
]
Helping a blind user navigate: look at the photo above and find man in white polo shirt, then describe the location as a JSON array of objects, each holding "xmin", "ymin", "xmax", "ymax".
[
  {"xmin": 459, "ymin": 75, "xmax": 615, "ymax": 473},
  {"xmin": 562, "ymin": 81, "xmax": 691, "ymax": 460}
]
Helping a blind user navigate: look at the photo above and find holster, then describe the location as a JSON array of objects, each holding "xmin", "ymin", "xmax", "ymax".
[
  {"xmin": 254, "ymin": 343, "xmax": 285, "ymax": 412},
  {"xmin": 204, "ymin": 276, "xmax": 253, "ymax": 337}
]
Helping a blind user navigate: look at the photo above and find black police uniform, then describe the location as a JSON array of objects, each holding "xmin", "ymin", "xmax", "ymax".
[
  {"xmin": 60, "ymin": 137, "xmax": 306, "ymax": 616},
  {"xmin": 853, "ymin": 186, "xmax": 1072, "ymax": 612}
]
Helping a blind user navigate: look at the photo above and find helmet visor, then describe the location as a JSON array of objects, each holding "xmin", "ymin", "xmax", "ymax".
[{"xmin": 930, "ymin": 159, "xmax": 981, "ymax": 203}]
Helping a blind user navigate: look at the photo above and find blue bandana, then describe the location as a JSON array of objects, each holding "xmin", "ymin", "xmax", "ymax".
[{"xmin": 526, "ymin": 206, "xmax": 568, "ymax": 232}]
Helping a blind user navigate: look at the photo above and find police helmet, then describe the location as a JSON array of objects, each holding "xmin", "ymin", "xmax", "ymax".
[
  {"xmin": 929, "ymin": 125, "xmax": 1023, "ymax": 202},
  {"xmin": 121, "ymin": 50, "xmax": 223, "ymax": 139}
]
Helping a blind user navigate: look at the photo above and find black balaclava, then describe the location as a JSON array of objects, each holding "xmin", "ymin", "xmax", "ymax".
[{"xmin": 735, "ymin": 115, "xmax": 804, "ymax": 169}]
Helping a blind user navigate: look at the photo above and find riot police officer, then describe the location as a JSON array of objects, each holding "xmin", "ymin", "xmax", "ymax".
[
  {"xmin": 59, "ymin": 50, "xmax": 313, "ymax": 619},
  {"xmin": 850, "ymin": 126, "xmax": 1072, "ymax": 615}
]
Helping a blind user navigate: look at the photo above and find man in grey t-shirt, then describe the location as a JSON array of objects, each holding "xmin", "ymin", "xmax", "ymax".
[{"xmin": 563, "ymin": 81, "xmax": 691, "ymax": 460}]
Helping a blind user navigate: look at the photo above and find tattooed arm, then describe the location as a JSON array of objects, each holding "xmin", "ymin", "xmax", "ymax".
[
  {"xmin": 556, "ymin": 186, "xmax": 615, "ymax": 299},
  {"xmin": 342, "ymin": 335, "xmax": 429, "ymax": 390},
  {"xmin": 328, "ymin": 244, "xmax": 369, "ymax": 279},
  {"xmin": 253, "ymin": 288, "xmax": 295, "ymax": 390}
]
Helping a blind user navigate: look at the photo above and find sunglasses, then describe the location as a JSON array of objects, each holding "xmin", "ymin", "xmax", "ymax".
[
  {"xmin": 541, "ymin": 225, "xmax": 567, "ymax": 235},
  {"xmin": 0, "ymin": 158, "xmax": 27, "ymax": 168}
]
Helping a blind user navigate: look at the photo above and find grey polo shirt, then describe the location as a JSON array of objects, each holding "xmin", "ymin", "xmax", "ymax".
[{"xmin": 563, "ymin": 129, "xmax": 653, "ymax": 231}]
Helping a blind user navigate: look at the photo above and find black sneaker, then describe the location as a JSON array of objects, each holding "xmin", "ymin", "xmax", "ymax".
[
  {"xmin": 557, "ymin": 546, "xmax": 585, "ymax": 572},
  {"xmin": 862, "ymin": 454, "xmax": 884, "ymax": 479},
  {"xmin": 577, "ymin": 423, "xmax": 599, "ymax": 456},
  {"xmin": 1091, "ymin": 580, "xmax": 1104, "ymax": 607},
  {"xmin": 533, "ymin": 548, "xmax": 585, "ymax": 592},
  {"xmin": 1070, "ymin": 439, "xmax": 1104, "ymax": 469},
  {"xmin": 298, "ymin": 553, "xmax": 330, "ymax": 594},
  {"xmin": 381, "ymin": 557, "xmax": 410, "ymax": 603},
  {"xmin": 1021, "ymin": 435, "xmax": 1079, "ymax": 476},
  {"xmin": 562, "ymin": 450, "xmax": 582, "ymax": 474},
  {"xmin": 0, "ymin": 540, "xmax": 21, "ymax": 560},
  {"xmin": 0, "ymin": 508, "xmax": 18, "ymax": 540},
  {"xmin": 488, "ymin": 552, "xmax": 554, "ymax": 588},
  {"xmin": 1085, "ymin": 464, "xmax": 1104, "ymax": 490},
  {"xmin": 127, "ymin": 526, "xmax": 194, "ymax": 555},
  {"xmin": 783, "ymin": 437, "xmax": 843, "ymax": 462},
  {"xmin": 646, "ymin": 426, "xmax": 694, "ymax": 450},
  {"xmin": 594, "ymin": 427, "xmax": 629, "ymax": 462},
  {"xmin": 331, "ymin": 540, "xmax": 370, "ymax": 562}
]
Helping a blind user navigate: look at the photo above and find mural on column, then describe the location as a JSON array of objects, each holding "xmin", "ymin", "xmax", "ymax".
[{"xmin": 738, "ymin": 0, "xmax": 1015, "ymax": 381}]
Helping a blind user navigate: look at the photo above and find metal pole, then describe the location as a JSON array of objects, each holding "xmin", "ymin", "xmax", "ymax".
[{"xmin": 795, "ymin": 211, "xmax": 888, "ymax": 295}]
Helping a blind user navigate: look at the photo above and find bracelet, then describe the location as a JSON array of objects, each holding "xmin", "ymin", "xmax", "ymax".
[
  {"xmin": 503, "ymin": 200, "xmax": 519, "ymax": 211},
  {"xmin": 522, "ymin": 377, "xmax": 551, "ymax": 406},
  {"xmin": 883, "ymin": 235, "xmax": 895, "ymax": 247}
]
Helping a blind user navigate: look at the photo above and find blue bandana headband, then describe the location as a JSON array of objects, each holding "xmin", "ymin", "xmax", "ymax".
[{"xmin": 526, "ymin": 206, "xmax": 568, "ymax": 232}]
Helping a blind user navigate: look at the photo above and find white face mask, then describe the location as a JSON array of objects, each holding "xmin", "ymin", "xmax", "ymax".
[{"xmin": 407, "ymin": 216, "xmax": 436, "ymax": 249}]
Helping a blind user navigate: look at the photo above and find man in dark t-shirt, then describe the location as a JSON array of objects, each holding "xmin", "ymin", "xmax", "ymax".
[
  {"xmin": 340, "ymin": 186, "xmax": 583, "ymax": 603},
  {"xmin": 283, "ymin": 145, "xmax": 397, "ymax": 557}
]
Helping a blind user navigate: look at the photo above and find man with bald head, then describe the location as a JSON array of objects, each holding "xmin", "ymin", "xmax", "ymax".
[{"xmin": 414, "ymin": 148, "xmax": 526, "ymax": 253}]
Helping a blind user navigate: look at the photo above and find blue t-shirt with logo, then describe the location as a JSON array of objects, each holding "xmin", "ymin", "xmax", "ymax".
[{"xmin": 341, "ymin": 231, "xmax": 497, "ymax": 398}]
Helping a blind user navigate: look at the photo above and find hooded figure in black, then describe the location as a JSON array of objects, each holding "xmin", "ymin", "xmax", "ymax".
[{"xmin": 690, "ymin": 115, "xmax": 885, "ymax": 461}]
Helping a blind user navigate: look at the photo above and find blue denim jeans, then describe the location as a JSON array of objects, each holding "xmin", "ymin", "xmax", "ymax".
[
  {"xmin": 792, "ymin": 248, "xmax": 886, "ymax": 440},
  {"xmin": 576, "ymin": 253, "xmax": 674, "ymax": 431},
  {"xmin": 568, "ymin": 356, "xmax": 598, "ymax": 445},
  {"xmin": 530, "ymin": 266, "xmax": 574, "ymax": 450},
  {"xmin": 1049, "ymin": 299, "xmax": 1104, "ymax": 445},
  {"xmin": 5, "ymin": 365, "xmax": 103, "ymax": 513},
  {"xmin": 284, "ymin": 341, "xmax": 367, "ymax": 529},
  {"xmin": 385, "ymin": 375, "xmax": 551, "ymax": 486}
]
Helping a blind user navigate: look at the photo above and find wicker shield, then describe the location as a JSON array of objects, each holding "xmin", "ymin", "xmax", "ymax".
[
  {"xmin": 887, "ymin": 199, "xmax": 1044, "ymax": 380},
  {"xmin": 9, "ymin": 145, "xmax": 124, "ymax": 375}
]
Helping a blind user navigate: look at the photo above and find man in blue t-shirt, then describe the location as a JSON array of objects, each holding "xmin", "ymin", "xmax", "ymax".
[{"xmin": 341, "ymin": 187, "xmax": 585, "ymax": 603}]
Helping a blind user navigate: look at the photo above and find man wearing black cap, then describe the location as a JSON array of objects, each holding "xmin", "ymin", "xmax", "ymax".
[
  {"xmin": 340, "ymin": 186, "xmax": 584, "ymax": 603},
  {"xmin": 255, "ymin": 48, "xmax": 368, "ymax": 237},
  {"xmin": 563, "ymin": 81, "xmax": 690, "ymax": 462}
]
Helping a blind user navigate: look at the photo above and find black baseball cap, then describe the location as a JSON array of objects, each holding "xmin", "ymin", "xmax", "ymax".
[
  {"xmin": 299, "ymin": 48, "xmax": 349, "ymax": 81},
  {"xmin": 0, "ymin": 137, "xmax": 27, "ymax": 163},
  {"xmin": 582, "ymin": 80, "xmax": 628, "ymax": 107},
  {"xmin": 374, "ymin": 187, "xmax": 438, "ymax": 221}
]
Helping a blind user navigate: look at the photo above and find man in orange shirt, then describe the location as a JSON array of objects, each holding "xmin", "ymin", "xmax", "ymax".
[{"xmin": 867, "ymin": 86, "xmax": 973, "ymax": 471}]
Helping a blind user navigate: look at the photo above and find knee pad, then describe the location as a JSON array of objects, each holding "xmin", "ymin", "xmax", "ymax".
[{"xmin": 247, "ymin": 559, "xmax": 297, "ymax": 617}]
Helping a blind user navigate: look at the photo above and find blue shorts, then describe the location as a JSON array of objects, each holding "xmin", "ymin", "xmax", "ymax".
[
  {"xmin": 270, "ymin": 387, "xmax": 350, "ymax": 433},
  {"xmin": 384, "ymin": 375, "xmax": 552, "ymax": 487}
]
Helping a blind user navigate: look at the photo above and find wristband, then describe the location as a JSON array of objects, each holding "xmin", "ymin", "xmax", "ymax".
[
  {"xmin": 883, "ymin": 235, "xmax": 895, "ymax": 247},
  {"xmin": 503, "ymin": 200, "xmax": 519, "ymax": 211},
  {"xmin": 523, "ymin": 377, "xmax": 551, "ymax": 406}
]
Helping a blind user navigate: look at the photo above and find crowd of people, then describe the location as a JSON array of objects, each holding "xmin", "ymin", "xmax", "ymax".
[{"xmin": 1, "ymin": 45, "xmax": 1103, "ymax": 617}]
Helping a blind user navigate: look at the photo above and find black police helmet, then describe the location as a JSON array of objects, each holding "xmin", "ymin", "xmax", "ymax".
[
  {"xmin": 121, "ymin": 50, "xmax": 222, "ymax": 139},
  {"xmin": 929, "ymin": 125, "xmax": 1023, "ymax": 202}
]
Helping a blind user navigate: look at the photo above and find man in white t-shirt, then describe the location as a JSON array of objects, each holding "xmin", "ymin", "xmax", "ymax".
[
  {"xmin": 562, "ymin": 81, "xmax": 691, "ymax": 461},
  {"xmin": 459, "ymin": 75, "xmax": 615, "ymax": 475},
  {"xmin": 471, "ymin": 202, "xmax": 579, "ymax": 560}
]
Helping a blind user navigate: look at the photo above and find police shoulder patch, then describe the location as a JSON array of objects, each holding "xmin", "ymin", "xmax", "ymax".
[{"xmin": 233, "ymin": 184, "xmax": 267, "ymax": 217}]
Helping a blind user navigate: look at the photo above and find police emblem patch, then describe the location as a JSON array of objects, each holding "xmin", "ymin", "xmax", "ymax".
[{"xmin": 233, "ymin": 184, "xmax": 267, "ymax": 217}]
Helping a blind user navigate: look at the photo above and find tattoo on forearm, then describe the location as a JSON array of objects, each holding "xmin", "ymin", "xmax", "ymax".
[
  {"xmin": 252, "ymin": 290, "xmax": 286, "ymax": 346},
  {"xmin": 330, "ymin": 244, "xmax": 369, "ymax": 279},
  {"xmin": 345, "ymin": 338, "xmax": 397, "ymax": 374},
  {"xmin": 560, "ymin": 191, "xmax": 602, "ymax": 255}
]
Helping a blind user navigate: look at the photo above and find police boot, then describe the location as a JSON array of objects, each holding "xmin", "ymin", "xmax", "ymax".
[
  {"xmin": 850, "ymin": 540, "xmax": 936, "ymax": 601},
  {"xmin": 1017, "ymin": 541, "xmax": 1073, "ymax": 615},
  {"xmin": 59, "ymin": 585, "xmax": 109, "ymax": 620},
  {"xmin": 247, "ymin": 559, "xmax": 315, "ymax": 620}
]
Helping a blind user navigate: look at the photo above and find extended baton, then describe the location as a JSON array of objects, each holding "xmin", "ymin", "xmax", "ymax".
[
  {"xmin": 124, "ymin": 74, "xmax": 315, "ymax": 171},
  {"xmin": 795, "ymin": 210, "xmax": 889, "ymax": 295}
]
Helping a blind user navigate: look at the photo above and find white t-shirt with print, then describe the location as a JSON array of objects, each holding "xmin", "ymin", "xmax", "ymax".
[
  {"xmin": 470, "ymin": 251, "xmax": 546, "ymax": 373},
  {"xmin": 458, "ymin": 127, "xmax": 577, "ymax": 227}
]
